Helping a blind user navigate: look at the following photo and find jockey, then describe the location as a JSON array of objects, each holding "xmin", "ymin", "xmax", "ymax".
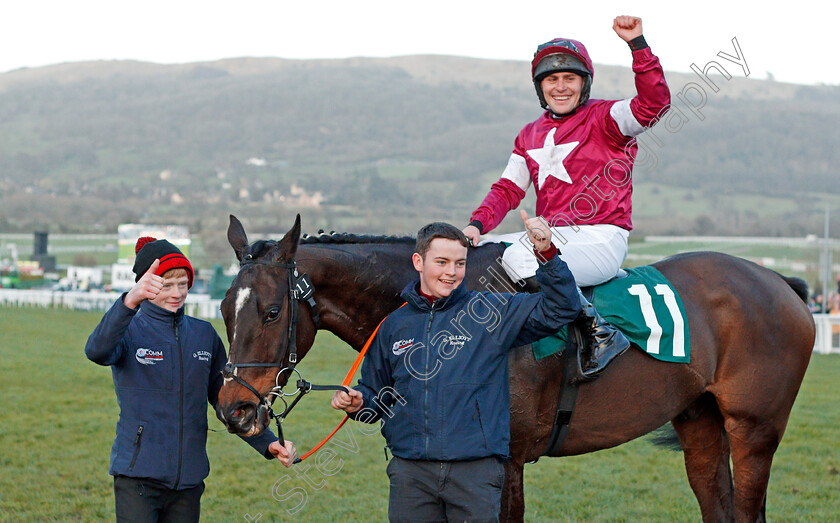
[{"xmin": 463, "ymin": 16, "xmax": 671, "ymax": 377}]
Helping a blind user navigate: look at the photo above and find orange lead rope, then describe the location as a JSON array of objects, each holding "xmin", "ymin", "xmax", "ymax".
[{"xmin": 293, "ymin": 304, "xmax": 404, "ymax": 463}]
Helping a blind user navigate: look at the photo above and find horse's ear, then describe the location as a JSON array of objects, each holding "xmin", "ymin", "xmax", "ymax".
[
  {"xmin": 276, "ymin": 214, "xmax": 301, "ymax": 262},
  {"xmin": 227, "ymin": 215, "xmax": 249, "ymax": 261}
]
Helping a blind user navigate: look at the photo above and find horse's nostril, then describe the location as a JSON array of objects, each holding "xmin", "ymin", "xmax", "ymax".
[
  {"xmin": 218, "ymin": 401, "xmax": 264, "ymax": 435},
  {"xmin": 228, "ymin": 401, "xmax": 256, "ymax": 427}
]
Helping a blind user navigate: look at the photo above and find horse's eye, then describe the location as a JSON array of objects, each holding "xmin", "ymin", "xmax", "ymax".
[{"xmin": 265, "ymin": 307, "xmax": 281, "ymax": 322}]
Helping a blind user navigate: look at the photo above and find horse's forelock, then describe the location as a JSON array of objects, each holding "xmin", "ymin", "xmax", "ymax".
[
  {"xmin": 248, "ymin": 239, "xmax": 281, "ymax": 260},
  {"xmin": 222, "ymin": 239, "xmax": 282, "ymax": 308}
]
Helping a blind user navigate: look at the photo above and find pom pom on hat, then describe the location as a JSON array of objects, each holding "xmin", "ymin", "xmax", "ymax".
[
  {"xmin": 132, "ymin": 238, "xmax": 194, "ymax": 288},
  {"xmin": 135, "ymin": 236, "xmax": 158, "ymax": 254}
]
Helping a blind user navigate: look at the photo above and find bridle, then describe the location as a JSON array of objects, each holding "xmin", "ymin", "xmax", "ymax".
[
  {"xmin": 220, "ymin": 250, "xmax": 398, "ymax": 464},
  {"xmin": 220, "ymin": 254, "xmax": 337, "ymax": 446}
]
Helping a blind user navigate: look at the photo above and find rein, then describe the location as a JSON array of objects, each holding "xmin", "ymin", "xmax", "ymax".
[{"xmin": 292, "ymin": 307, "xmax": 399, "ymax": 463}]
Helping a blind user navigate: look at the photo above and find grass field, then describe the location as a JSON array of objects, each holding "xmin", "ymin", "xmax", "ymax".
[{"xmin": 0, "ymin": 306, "xmax": 838, "ymax": 522}]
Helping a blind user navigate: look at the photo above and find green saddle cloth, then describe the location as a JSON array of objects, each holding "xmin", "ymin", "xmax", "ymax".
[{"xmin": 532, "ymin": 266, "xmax": 691, "ymax": 363}]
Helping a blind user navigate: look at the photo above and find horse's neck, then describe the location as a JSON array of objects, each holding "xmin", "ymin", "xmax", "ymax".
[
  {"xmin": 302, "ymin": 244, "xmax": 415, "ymax": 351},
  {"xmin": 302, "ymin": 241, "xmax": 511, "ymax": 351},
  {"xmin": 464, "ymin": 242, "xmax": 515, "ymax": 291}
]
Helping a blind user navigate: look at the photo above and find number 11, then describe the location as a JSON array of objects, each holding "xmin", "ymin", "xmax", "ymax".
[{"xmin": 627, "ymin": 284, "xmax": 685, "ymax": 357}]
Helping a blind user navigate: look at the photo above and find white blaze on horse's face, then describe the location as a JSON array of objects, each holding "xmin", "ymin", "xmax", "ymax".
[{"xmin": 233, "ymin": 287, "xmax": 252, "ymax": 342}]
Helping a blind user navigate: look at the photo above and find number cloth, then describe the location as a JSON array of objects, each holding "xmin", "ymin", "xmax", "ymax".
[{"xmin": 531, "ymin": 265, "xmax": 690, "ymax": 362}]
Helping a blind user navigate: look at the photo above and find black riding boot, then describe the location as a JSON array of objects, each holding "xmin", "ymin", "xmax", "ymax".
[{"xmin": 576, "ymin": 287, "xmax": 630, "ymax": 378}]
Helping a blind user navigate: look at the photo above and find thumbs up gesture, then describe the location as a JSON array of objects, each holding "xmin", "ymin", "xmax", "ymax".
[
  {"xmin": 124, "ymin": 259, "xmax": 164, "ymax": 309},
  {"xmin": 521, "ymin": 210, "xmax": 553, "ymax": 252}
]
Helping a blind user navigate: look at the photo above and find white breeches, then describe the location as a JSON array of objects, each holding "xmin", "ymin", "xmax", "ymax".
[{"xmin": 486, "ymin": 224, "xmax": 629, "ymax": 287}]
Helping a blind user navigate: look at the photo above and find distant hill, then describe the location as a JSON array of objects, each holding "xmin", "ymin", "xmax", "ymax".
[{"xmin": 1, "ymin": 55, "xmax": 838, "ymax": 261}]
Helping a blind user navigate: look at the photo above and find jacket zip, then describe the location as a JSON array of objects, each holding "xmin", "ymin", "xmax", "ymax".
[
  {"xmin": 423, "ymin": 305, "xmax": 435, "ymax": 458},
  {"xmin": 128, "ymin": 425, "xmax": 144, "ymax": 470},
  {"xmin": 173, "ymin": 319, "xmax": 185, "ymax": 489}
]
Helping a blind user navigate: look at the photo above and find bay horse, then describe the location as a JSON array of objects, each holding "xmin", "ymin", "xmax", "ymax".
[{"xmin": 216, "ymin": 214, "xmax": 814, "ymax": 522}]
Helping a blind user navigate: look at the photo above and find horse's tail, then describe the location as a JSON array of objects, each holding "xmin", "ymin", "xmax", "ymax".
[
  {"xmin": 648, "ymin": 423, "xmax": 682, "ymax": 451},
  {"xmin": 779, "ymin": 274, "xmax": 809, "ymax": 303}
]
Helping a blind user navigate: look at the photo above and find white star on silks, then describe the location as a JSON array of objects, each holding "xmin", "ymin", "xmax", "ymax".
[{"xmin": 526, "ymin": 128, "xmax": 579, "ymax": 189}]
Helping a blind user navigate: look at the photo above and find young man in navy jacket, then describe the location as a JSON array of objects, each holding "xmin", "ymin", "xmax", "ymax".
[
  {"xmin": 331, "ymin": 211, "xmax": 581, "ymax": 521},
  {"xmin": 85, "ymin": 237, "xmax": 297, "ymax": 522}
]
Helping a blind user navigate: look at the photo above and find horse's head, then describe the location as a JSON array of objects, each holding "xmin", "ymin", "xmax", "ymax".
[{"xmin": 216, "ymin": 214, "xmax": 318, "ymax": 437}]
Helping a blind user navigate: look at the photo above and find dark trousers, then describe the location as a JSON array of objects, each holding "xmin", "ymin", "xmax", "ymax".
[
  {"xmin": 387, "ymin": 456, "xmax": 505, "ymax": 522},
  {"xmin": 114, "ymin": 475, "xmax": 204, "ymax": 523}
]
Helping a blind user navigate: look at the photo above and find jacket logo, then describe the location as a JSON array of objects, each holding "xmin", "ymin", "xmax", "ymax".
[
  {"xmin": 392, "ymin": 339, "xmax": 414, "ymax": 356},
  {"xmin": 193, "ymin": 350, "xmax": 211, "ymax": 362},
  {"xmin": 446, "ymin": 335, "xmax": 469, "ymax": 350},
  {"xmin": 136, "ymin": 348, "xmax": 163, "ymax": 365}
]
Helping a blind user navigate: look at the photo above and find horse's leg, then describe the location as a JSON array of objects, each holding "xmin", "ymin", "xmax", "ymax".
[
  {"xmin": 712, "ymin": 337, "xmax": 806, "ymax": 521},
  {"xmin": 711, "ymin": 290, "xmax": 811, "ymax": 523},
  {"xmin": 658, "ymin": 253, "xmax": 813, "ymax": 523},
  {"xmin": 671, "ymin": 393, "xmax": 735, "ymax": 522},
  {"xmin": 717, "ymin": 408, "xmax": 780, "ymax": 523},
  {"xmin": 503, "ymin": 346, "xmax": 565, "ymax": 522},
  {"xmin": 500, "ymin": 461, "xmax": 525, "ymax": 523}
]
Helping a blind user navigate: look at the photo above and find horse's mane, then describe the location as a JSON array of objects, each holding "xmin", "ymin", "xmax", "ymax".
[
  {"xmin": 243, "ymin": 231, "xmax": 414, "ymax": 263},
  {"xmin": 299, "ymin": 231, "xmax": 415, "ymax": 245}
]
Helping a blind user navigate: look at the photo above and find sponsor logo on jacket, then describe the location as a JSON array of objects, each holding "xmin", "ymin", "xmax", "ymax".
[
  {"xmin": 445, "ymin": 335, "xmax": 469, "ymax": 351},
  {"xmin": 392, "ymin": 339, "xmax": 414, "ymax": 356},
  {"xmin": 193, "ymin": 350, "xmax": 211, "ymax": 362},
  {"xmin": 136, "ymin": 348, "xmax": 164, "ymax": 365}
]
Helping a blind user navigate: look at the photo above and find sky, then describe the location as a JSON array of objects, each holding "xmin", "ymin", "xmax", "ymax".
[{"xmin": 1, "ymin": 1, "xmax": 837, "ymax": 86}]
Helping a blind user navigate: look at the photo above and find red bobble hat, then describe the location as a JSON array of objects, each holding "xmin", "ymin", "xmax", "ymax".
[{"xmin": 132, "ymin": 236, "xmax": 194, "ymax": 288}]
